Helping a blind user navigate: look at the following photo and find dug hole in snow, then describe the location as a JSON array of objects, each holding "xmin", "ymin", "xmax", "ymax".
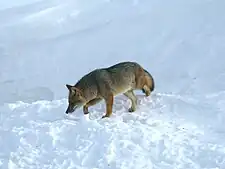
[{"xmin": 1, "ymin": 0, "xmax": 225, "ymax": 169}]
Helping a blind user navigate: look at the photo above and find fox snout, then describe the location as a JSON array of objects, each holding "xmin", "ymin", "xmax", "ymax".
[
  {"xmin": 65, "ymin": 106, "xmax": 72, "ymax": 114},
  {"xmin": 65, "ymin": 104, "xmax": 78, "ymax": 114}
]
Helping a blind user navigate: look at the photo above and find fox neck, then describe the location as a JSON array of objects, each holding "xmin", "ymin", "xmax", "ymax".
[
  {"xmin": 75, "ymin": 84, "xmax": 98, "ymax": 103},
  {"xmin": 74, "ymin": 85, "xmax": 89, "ymax": 102}
]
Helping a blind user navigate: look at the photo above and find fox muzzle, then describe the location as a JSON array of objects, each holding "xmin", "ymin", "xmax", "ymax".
[{"xmin": 65, "ymin": 105, "xmax": 78, "ymax": 114}]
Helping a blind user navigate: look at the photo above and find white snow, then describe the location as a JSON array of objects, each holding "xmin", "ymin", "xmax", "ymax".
[{"xmin": 1, "ymin": 0, "xmax": 225, "ymax": 168}]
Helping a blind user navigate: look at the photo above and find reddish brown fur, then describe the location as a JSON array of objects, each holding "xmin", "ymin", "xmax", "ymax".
[{"xmin": 65, "ymin": 61, "xmax": 155, "ymax": 118}]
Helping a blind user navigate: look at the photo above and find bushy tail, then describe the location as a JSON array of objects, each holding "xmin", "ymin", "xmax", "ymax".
[{"xmin": 144, "ymin": 69, "xmax": 155, "ymax": 91}]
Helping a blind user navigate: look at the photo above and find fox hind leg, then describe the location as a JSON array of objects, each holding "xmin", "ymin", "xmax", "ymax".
[
  {"xmin": 83, "ymin": 98, "xmax": 102, "ymax": 114},
  {"xmin": 124, "ymin": 90, "xmax": 137, "ymax": 112}
]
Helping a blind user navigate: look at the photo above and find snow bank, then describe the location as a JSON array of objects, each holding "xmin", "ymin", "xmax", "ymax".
[{"xmin": 1, "ymin": 0, "xmax": 225, "ymax": 168}]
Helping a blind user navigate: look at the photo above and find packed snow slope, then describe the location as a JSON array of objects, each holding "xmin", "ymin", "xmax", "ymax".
[{"xmin": 1, "ymin": 0, "xmax": 225, "ymax": 169}]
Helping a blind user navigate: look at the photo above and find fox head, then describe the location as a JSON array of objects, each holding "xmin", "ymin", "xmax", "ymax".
[{"xmin": 65, "ymin": 84, "xmax": 86, "ymax": 114}]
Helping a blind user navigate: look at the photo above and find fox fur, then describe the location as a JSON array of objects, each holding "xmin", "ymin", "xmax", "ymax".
[{"xmin": 65, "ymin": 61, "xmax": 155, "ymax": 118}]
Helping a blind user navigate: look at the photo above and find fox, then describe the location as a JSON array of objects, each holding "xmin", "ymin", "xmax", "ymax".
[{"xmin": 65, "ymin": 61, "xmax": 155, "ymax": 118}]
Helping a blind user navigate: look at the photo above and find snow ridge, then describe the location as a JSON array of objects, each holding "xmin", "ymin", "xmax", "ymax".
[{"xmin": 1, "ymin": 93, "xmax": 225, "ymax": 169}]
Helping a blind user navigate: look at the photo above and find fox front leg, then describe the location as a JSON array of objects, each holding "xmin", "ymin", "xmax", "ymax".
[
  {"xmin": 123, "ymin": 90, "xmax": 137, "ymax": 112},
  {"xmin": 83, "ymin": 98, "xmax": 102, "ymax": 114},
  {"xmin": 83, "ymin": 105, "xmax": 89, "ymax": 115},
  {"xmin": 102, "ymin": 94, "xmax": 114, "ymax": 118}
]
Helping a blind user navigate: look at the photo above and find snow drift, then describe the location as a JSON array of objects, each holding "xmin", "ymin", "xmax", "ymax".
[{"xmin": 1, "ymin": 0, "xmax": 225, "ymax": 169}]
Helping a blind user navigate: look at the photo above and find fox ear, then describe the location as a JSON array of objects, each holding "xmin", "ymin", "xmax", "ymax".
[
  {"xmin": 66, "ymin": 84, "xmax": 78, "ymax": 94},
  {"xmin": 66, "ymin": 84, "xmax": 73, "ymax": 90}
]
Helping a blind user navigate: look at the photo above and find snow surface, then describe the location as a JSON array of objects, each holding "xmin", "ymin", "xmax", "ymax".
[{"xmin": 1, "ymin": 0, "xmax": 225, "ymax": 168}]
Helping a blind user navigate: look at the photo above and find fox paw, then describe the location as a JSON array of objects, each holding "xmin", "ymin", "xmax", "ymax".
[
  {"xmin": 128, "ymin": 107, "xmax": 136, "ymax": 112},
  {"xmin": 84, "ymin": 111, "xmax": 89, "ymax": 115},
  {"xmin": 102, "ymin": 114, "xmax": 109, "ymax": 118}
]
